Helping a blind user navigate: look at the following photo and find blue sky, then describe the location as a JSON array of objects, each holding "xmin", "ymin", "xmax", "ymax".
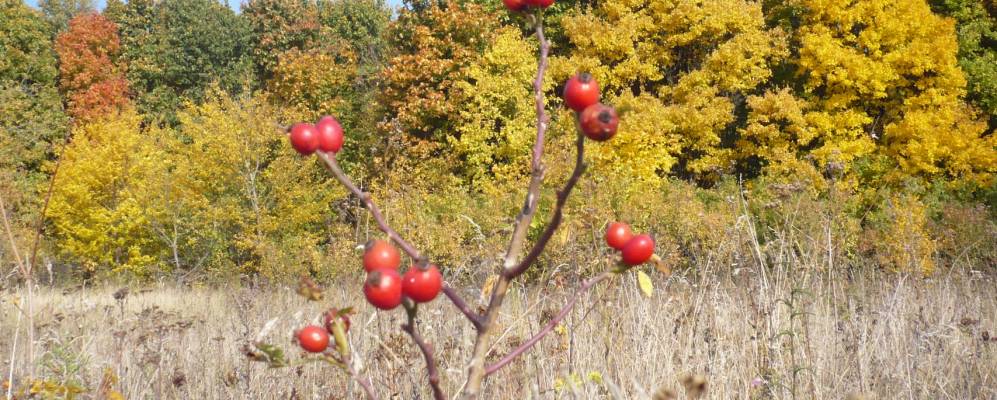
[{"xmin": 25, "ymin": 0, "xmax": 404, "ymax": 12}]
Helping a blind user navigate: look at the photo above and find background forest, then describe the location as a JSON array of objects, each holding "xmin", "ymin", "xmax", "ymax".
[{"xmin": 1, "ymin": 0, "xmax": 995, "ymax": 284}]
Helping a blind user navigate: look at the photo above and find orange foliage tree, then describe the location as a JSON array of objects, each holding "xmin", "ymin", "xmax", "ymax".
[{"xmin": 54, "ymin": 12, "xmax": 129, "ymax": 122}]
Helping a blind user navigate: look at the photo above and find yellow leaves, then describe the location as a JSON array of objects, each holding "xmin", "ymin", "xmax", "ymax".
[
  {"xmin": 268, "ymin": 46, "xmax": 356, "ymax": 116},
  {"xmin": 48, "ymin": 109, "xmax": 163, "ymax": 276},
  {"xmin": 450, "ymin": 27, "xmax": 537, "ymax": 190}
]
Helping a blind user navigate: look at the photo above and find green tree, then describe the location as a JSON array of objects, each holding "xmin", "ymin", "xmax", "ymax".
[
  {"xmin": 318, "ymin": 0, "xmax": 390, "ymax": 68},
  {"xmin": 0, "ymin": 0, "xmax": 68, "ymax": 239},
  {"xmin": 929, "ymin": 0, "xmax": 997, "ymax": 129},
  {"xmin": 111, "ymin": 0, "xmax": 252, "ymax": 123},
  {"xmin": 243, "ymin": 0, "xmax": 321, "ymax": 81},
  {"xmin": 38, "ymin": 0, "xmax": 94, "ymax": 35}
]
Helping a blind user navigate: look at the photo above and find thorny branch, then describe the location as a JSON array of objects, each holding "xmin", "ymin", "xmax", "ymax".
[{"xmin": 402, "ymin": 302, "xmax": 445, "ymax": 400}]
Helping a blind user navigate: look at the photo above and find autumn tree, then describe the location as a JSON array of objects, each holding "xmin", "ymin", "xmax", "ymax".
[
  {"xmin": 556, "ymin": 0, "xmax": 788, "ymax": 185},
  {"xmin": 54, "ymin": 12, "xmax": 130, "ymax": 122},
  {"xmin": 47, "ymin": 111, "xmax": 164, "ymax": 276},
  {"xmin": 785, "ymin": 0, "xmax": 995, "ymax": 185},
  {"xmin": 380, "ymin": 1, "xmax": 500, "ymax": 143},
  {"xmin": 153, "ymin": 91, "xmax": 345, "ymax": 278}
]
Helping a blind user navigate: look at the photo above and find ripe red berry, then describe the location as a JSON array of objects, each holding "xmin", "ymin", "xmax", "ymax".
[
  {"xmin": 621, "ymin": 234, "xmax": 655, "ymax": 266},
  {"xmin": 297, "ymin": 325, "xmax": 330, "ymax": 353},
  {"xmin": 503, "ymin": 0, "xmax": 527, "ymax": 11},
  {"xmin": 563, "ymin": 73, "xmax": 600, "ymax": 112},
  {"xmin": 579, "ymin": 103, "xmax": 619, "ymax": 142},
  {"xmin": 364, "ymin": 269, "xmax": 403, "ymax": 310},
  {"xmin": 289, "ymin": 123, "xmax": 319, "ymax": 155},
  {"xmin": 363, "ymin": 240, "xmax": 401, "ymax": 272},
  {"xmin": 525, "ymin": 0, "xmax": 554, "ymax": 8},
  {"xmin": 315, "ymin": 115, "xmax": 344, "ymax": 153},
  {"xmin": 402, "ymin": 264, "xmax": 443, "ymax": 303},
  {"xmin": 605, "ymin": 222, "xmax": 634, "ymax": 251}
]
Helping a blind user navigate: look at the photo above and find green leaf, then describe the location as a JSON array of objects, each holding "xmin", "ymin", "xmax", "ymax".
[{"xmin": 636, "ymin": 270, "xmax": 653, "ymax": 298}]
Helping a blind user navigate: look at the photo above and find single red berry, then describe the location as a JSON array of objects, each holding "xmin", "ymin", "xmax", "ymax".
[
  {"xmin": 579, "ymin": 103, "xmax": 619, "ymax": 141},
  {"xmin": 563, "ymin": 73, "xmax": 600, "ymax": 112},
  {"xmin": 503, "ymin": 0, "xmax": 527, "ymax": 11},
  {"xmin": 297, "ymin": 325, "xmax": 330, "ymax": 353},
  {"xmin": 525, "ymin": 0, "xmax": 554, "ymax": 8},
  {"xmin": 364, "ymin": 269, "xmax": 403, "ymax": 310},
  {"xmin": 621, "ymin": 234, "xmax": 655, "ymax": 266},
  {"xmin": 363, "ymin": 239, "xmax": 401, "ymax": 272},
  {"xmin": 402, "ymin": 264, "xmax": 443, "ymax": 303},
  {"xmin": 605, "ymin": 222, "xmax": 634, "ymax": 251},
  {"xmin": 289, "ymin": 123, "xmax": 319, "ymax": 155},
  {"xmin": 315, "ymin": 115, "xmax": 344, "ymax": 153}
]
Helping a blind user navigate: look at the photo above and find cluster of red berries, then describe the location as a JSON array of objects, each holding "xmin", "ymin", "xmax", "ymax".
[
  {"xmin": 362, "ymin": 240, "xmax": 443, "ymax": 310},
  {"xmin": 503, "ymin": 0, "xmax": 554, "ymax": 11},
  {"xmin": 563, "ymin": 73, "xmax": 619, "ymax": 141},
  {"xmin": 289, "ymin": 115, "xmax": 344, "ymax": 155},
  {"xmin": 605, "ymin": 222, "xmax": 655, "ymax": 266}
]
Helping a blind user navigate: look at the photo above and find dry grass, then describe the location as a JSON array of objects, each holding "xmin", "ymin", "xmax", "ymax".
[{"xmin": 2, "ymin": 262, "xmax": 995, "ymax": 399}]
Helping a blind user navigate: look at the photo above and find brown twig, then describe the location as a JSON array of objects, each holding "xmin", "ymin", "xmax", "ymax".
[
  {"xmin": 443, "ymin": 283, "xmax": 484, "ymax": 330},
  {"xmin": 461, "ymin": 12, "xmax": 556, "ymax": 398},
  {"xmin": 401, "ymin": 301, "xmax": 445, "ymax": 400},
  {"xmin": 484, "ymin": 271, "xmax": 613, "ymax": 376},
  {"xmin": 345, "ymin": 357, "xmax": 380, "ymax": 400}
]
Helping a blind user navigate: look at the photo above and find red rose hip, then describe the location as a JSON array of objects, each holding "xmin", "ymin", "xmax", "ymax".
[
  {"xmin": 402, "ymin": 264, "xmax": 443, "ymax": 303},
  {"xmin": 363, "ymin": 239, "xmax": 401, "ymax": 272},
  {"xmin": 289, "ymin": 123, "xmax": 319, "ymax": 155},
  {"xmin": 526, "ymin": 0, "xmax": 554, "ymax": 8},
  {"xmin": 605, "ymin": 222, "xmax": 634, "ymax": 250},
  {"xmin": 579, "ymin": 103, "xmax": 619, "ymax": 141},
  {"xmin": 563, "ymin": 73, "xmax": 600, "ymax": 112},
  {"xmin": 297, "ymin": 325, "xmax": 330, "ymax": 353},
  {"xmin": 503, "ymin": 0, "xmax": 527, "ymax": 11},
  {"xmin": 621, "ymin": 234, "xmax": 655, "ymax": 266},
  {"xmin": 364, "ymin": 269, "xmax": 403, "ymax": 310},
  {"xmin": 315, "ymin": 115, "xmax": 344, "ymax": 153}
]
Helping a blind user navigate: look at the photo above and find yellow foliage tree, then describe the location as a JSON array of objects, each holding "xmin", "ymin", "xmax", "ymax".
[
  {"xmin": 158, "ymin": 91, "xmax": 345, "ymax": 279},
  {"xmin": 555, "ymin": 0, "xmax": 788, "ymax": 184},
  {"xmin": 789, "ymin": 0, "xmax": 996, "ymax": 185},
  {"xmin": 449, "ymin": 27, "xmax": 538, "ymax": 192},
  {"xmin": 47, "ymin": 110, "xmax": 164, "ymax": 276}
]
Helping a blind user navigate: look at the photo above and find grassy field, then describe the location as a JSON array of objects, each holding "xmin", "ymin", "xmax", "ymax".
[{"xmin": 2, "ymin": 263, "xmax": 995, "ymax": 399}]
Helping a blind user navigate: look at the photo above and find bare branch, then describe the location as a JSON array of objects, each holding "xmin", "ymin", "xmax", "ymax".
[
  {"xmin": 316, "ymin": 152, "xmax": 425, "ymax": 264},
  {"xmin": 484, "ymin": 271, "xmax": 613, "ymax": 376},
  {"xmin": 402, "ymin": 302, "xmax": 446, "ymax": 400},
  {"xmin": 443, "ymin": 283, "xmax": 484, "ymax": 330},
  {"xmin": 345, "ymin": 358, "xmax": 380, "ymax": 400}
]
